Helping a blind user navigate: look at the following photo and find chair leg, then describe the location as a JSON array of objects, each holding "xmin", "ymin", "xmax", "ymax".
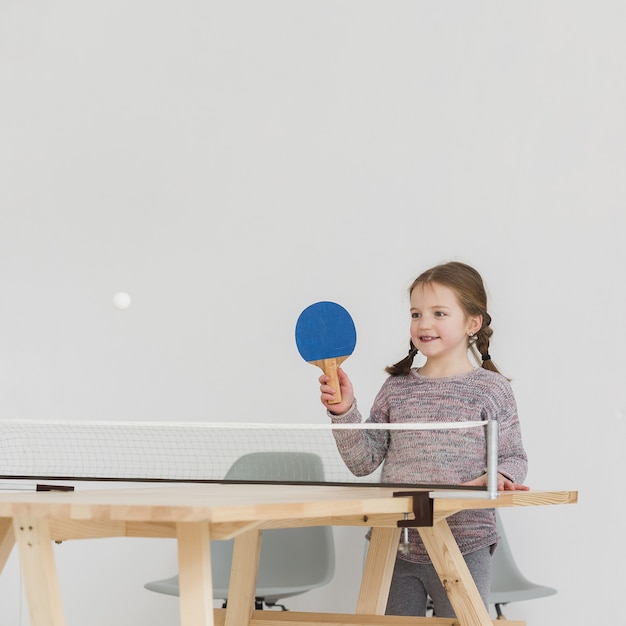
[
  {"xmin": 426, "ymin": 596, "xmax": 434, "ymax": 617},
  {"xmin": 224, "ymin": 598, "xmax": 271, "ymax": 611},
  {"xmin": 495, "ymin": 603, "xmax": 507, "ymax": 620}
]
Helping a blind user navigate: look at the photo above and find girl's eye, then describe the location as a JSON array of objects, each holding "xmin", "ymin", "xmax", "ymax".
[
  {"xmin": 411, "ymin": 312, "xmax": 421, "ymax": 319},
  {"xmin": 434, "ymin": 311, "xmax": 446, "ymax": 317}
]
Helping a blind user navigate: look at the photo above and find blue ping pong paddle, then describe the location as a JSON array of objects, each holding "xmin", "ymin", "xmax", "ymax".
[{"xmin": 295, "ymin": 301, "xmax": 357, "ymax": 404}]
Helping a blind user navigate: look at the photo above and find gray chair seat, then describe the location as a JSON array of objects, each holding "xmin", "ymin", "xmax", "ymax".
[{"xmin": 489, "ymin": 512, "xmax": 557, "ymax": 618}]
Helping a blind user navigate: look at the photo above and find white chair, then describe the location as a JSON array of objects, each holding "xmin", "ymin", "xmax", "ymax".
[
  {"xmin": 489, "ymin": 512, "xmax": 557, "ymax": 619},
  {"xmin": 144, "ymin": 451, "xmax": 335, "ymax": 610},
  {"xmin": 423, "ymin": 512, "xmax": 557, "ymax": 619}
]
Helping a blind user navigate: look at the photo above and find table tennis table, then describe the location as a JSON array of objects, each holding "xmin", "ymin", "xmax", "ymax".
[{"xmin": 0, "ymin": 483, "xmax": 577, "ymax": 626}]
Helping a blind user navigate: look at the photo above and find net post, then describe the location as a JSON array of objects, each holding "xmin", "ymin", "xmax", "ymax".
[{"xmin": 486, "ymin": 420, "xmax": 498, "ymax": 500}]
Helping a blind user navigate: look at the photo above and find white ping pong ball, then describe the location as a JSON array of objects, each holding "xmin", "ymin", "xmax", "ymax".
[{"xmin": 112, "ymin": 291, "xmax": 132, "ymax": 310}]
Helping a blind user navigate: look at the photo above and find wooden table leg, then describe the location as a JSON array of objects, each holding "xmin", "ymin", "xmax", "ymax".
[
  {"xmin": 177, "ymin": 522, "xmax": 214, "ymax": 626},
  {"xmin": 418, "ymin": 519, "xmax": 493, "ymax": 626},
  {"xmin": 356, "ymin": 526, "xmax": 402, "ymax": 615},
  {"xmin": 0, "ymin": 517, "xmax": 15, "ymax": 574},
  {"xmin": 224, "ymin": 529, "xmax": 262, "ymax": 626},
  {"xmin": 13, "ymin": 517, "xmax": 65, "ymax": 626}
]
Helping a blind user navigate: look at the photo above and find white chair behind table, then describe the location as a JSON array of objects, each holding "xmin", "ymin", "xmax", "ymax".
[
  {"xmin": 423, "ymin": 512, "xmax": 557, "ymax": 619},
  {"xmin": 489, "ymin": 511, "xmax": 557, "ymax": 619},
  {"xmin": 144, "ymin": 451, "xmax": 336, "ymax": 610}
]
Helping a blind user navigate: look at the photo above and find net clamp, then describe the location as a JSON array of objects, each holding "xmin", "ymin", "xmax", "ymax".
[{"xmin": 393, "ymin": 491, "xmax": 434, "ymax": 527}]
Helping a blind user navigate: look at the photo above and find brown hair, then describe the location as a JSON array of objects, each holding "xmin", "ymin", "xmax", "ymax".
[{"xmin": 385, "ymin": 261, "xmax": 503, "ymax": 376}]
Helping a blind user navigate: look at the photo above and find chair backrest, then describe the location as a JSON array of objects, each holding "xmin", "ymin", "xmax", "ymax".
[
  {"xmin": 212, "ymin": 451, "xmax": 335, "ymax": 601},
  {"xmin": 224, "ymin": 450, "xmax": 326, "ymax": 483},
  {"xmin": 488, "ymin": 513, "xmax": 557, "ymax": 606},
  {"xmin": 145, "ymin": 451, "xmax": 335, "ymax": 602}
]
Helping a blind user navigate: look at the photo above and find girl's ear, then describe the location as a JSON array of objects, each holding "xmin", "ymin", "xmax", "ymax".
[{"xmin": 468, "ymin": 315, "xmax": 483, "ymax": 335}]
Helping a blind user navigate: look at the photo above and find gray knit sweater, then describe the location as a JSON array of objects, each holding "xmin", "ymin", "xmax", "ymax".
[{"xmin": 330, "ymin": 367, "xmax": 528, "ymax": 563}]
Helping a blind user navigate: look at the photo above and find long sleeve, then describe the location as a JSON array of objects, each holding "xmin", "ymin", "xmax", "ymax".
[{"xmin": 327, "ymin": 367, "xmax": 529, "ymax": 562}]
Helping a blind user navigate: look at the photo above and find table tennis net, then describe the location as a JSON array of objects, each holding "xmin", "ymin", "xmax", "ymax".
[{"xmin": 0, "ymin": 419, "xmax": 496, "ymax": 491}]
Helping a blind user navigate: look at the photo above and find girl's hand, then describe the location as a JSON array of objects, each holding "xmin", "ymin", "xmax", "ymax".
[
  {"xmin": 319, "ymin": 367, "xmax": 355, "ymax": 415},
  {"xmin": 461, "ymin": 472, "xmax": 530, "ymax": 491}
]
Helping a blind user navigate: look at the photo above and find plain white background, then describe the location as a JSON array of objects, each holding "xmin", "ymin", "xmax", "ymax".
[{"xmin": 1, "ymin": 2, "xmax": 624, "ymax": 624}]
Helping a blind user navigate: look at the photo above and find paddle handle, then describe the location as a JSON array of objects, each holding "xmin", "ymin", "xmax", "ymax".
[{"xmin": 311, "ymin": 356, "xmax": 347, "ymax": 404}]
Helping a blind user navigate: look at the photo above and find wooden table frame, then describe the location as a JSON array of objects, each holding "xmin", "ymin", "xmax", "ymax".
[{"xmin": 0, "ymin": 484, "xmax": 577, "ymax": 626}]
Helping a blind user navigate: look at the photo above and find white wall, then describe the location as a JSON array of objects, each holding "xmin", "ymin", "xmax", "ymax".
[{"xmin": 1, "ymin": 1, "xmax": 624, "ymax": 624}]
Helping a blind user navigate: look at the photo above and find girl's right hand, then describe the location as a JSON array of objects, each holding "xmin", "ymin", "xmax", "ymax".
[{"xmin": 319, "ymin": 367, "xmax": 355, "ymax": 415}]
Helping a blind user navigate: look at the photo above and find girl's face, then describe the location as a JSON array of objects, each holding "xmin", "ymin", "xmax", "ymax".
[{"xmin": 409, "ymin": 282, "xmax": 481, "ymax": 366}]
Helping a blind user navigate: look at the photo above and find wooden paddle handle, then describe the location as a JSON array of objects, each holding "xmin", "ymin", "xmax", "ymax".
[{"xmin": 311, "ymin": 356, "xmax": 347, "ymax": 404}]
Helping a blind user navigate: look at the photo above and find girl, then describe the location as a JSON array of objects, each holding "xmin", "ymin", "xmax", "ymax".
[{"xmin": 318, "ymin": 261, "xmax": 528, "ymax": 618}]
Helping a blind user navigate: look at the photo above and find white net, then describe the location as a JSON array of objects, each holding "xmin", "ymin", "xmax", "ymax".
[{"xmin": 0, "ymin": 418, "xmax": 495, "ymax": 493}]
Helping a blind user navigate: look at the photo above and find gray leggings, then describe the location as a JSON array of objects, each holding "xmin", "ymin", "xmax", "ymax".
[{"xmin": 385, "ymin": 546, "xmax": 492, "ymax": 618}]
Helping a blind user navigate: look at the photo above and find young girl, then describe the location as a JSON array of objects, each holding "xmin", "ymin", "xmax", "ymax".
[{"xmin": 318, "ymin": 261, "xmax": 528, "ymax": 618}]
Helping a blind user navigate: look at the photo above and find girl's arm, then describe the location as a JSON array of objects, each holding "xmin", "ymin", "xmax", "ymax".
[{"xmin": 321, "ymin": 369, "xmax": 390, "ymax": 477}]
